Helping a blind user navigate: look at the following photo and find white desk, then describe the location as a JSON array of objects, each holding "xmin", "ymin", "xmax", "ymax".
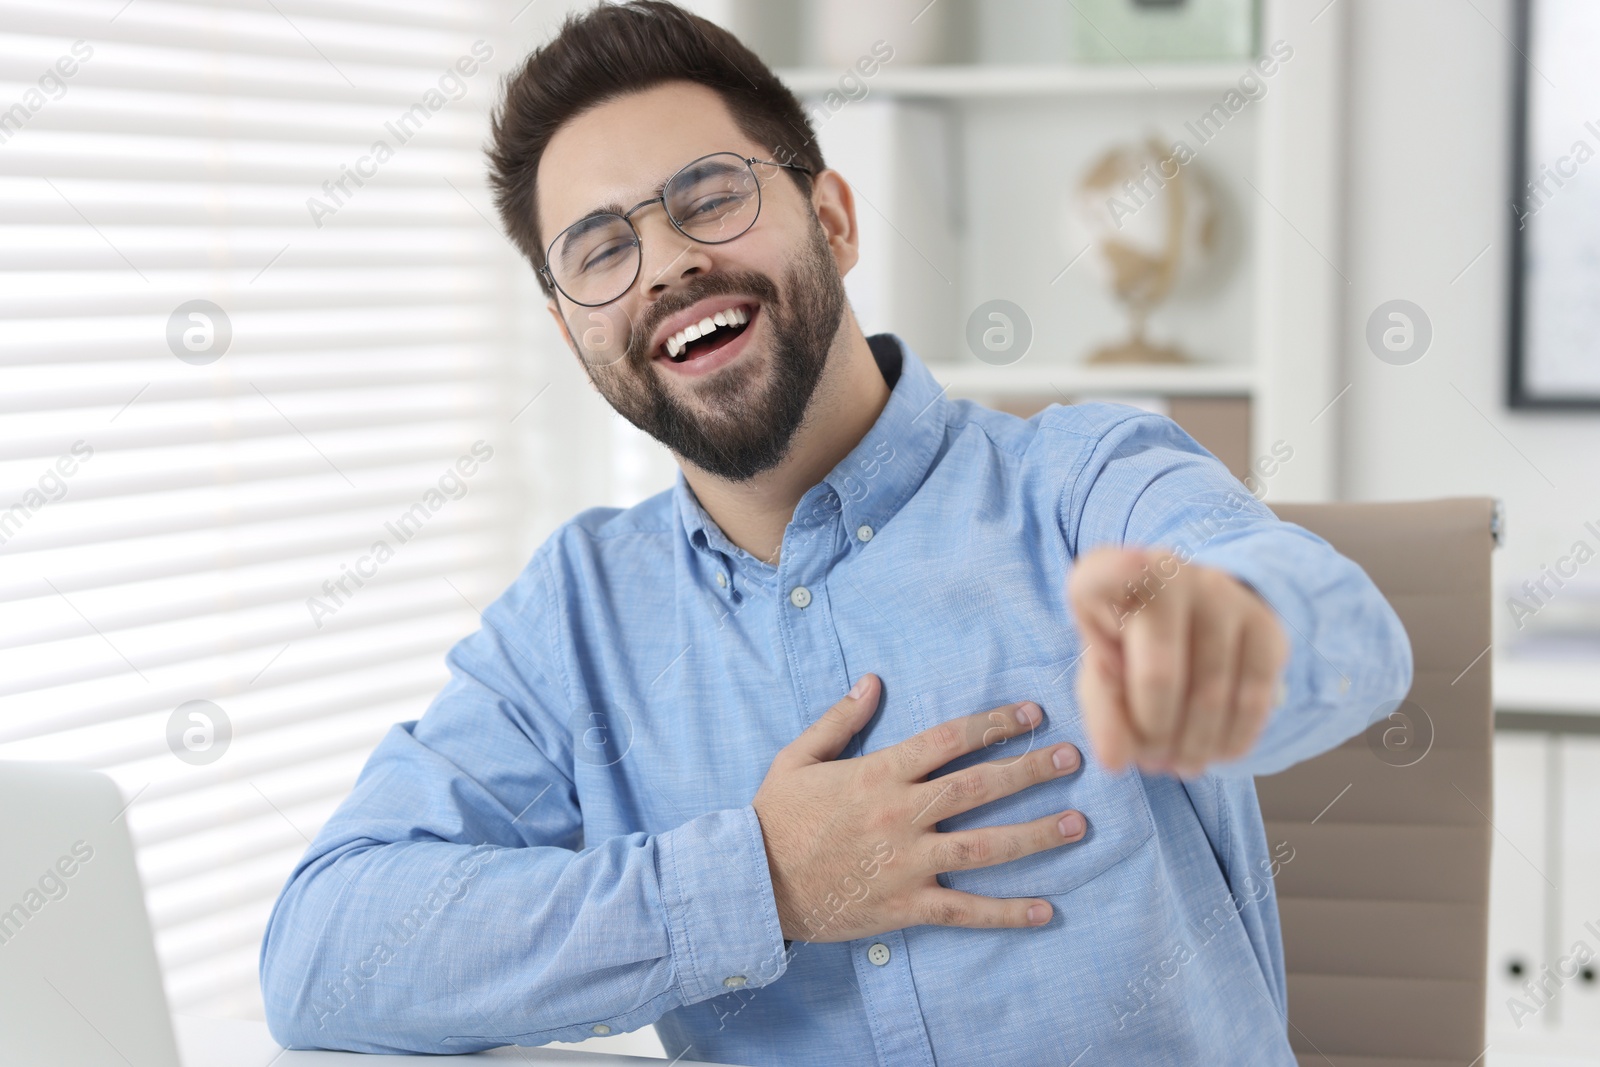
[
  {"xmin": 173, "ymin": 1013, "xmax": 1600, "ymax": 1066},
  {"xmin": 173, "ymin": 1016, "xmax": 741, "ymax": 1066},
  {"xmin": 1496, "ymin": 656, "xmax": 1600, "ymax": 720}
]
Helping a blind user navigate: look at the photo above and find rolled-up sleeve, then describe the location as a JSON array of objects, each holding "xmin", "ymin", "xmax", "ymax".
[
  {"xmin": 1051, "ymin": 406, "xmax": 1414, "ymax": 777},
  {"xmin": 258, "ymin": 549, "xmax": 788, "ymax": 1054}
]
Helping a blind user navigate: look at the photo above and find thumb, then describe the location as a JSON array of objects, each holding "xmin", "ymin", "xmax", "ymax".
[{"xmin": 783, "ymin": 674, "xmax": 881, "ymax": 766}]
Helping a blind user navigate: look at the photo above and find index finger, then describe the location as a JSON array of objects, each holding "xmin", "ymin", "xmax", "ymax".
[{"xmin": 884, "ymin": 699, "xmax": 1043, "ymax": 781}]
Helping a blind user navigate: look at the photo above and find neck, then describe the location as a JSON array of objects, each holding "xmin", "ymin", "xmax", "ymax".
[{"xmin": 681, "ymin": 323, "xmax": 890, "ymax": 567}]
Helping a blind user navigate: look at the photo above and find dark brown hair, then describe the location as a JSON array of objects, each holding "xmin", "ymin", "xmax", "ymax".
[{"xmin": 486, "ymin": 0, "xmax": 825, "ymax": 299}]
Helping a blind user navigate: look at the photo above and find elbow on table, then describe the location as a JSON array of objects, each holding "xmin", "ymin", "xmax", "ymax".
[
  {"xmin": 258, "ymin": 875, "xmax": 341, "ymax": 1052},
  {"xmin": 258, "ymin": 859, "xmax": 383, "ymax": 1054}
]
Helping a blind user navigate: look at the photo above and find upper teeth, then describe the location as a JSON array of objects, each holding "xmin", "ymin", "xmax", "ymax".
[{"xmin": 665, "ymin": 305, "xmax": 750, "ymax": 360}]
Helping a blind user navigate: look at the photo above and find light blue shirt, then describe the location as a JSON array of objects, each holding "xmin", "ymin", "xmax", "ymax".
[{"xmin": 260, "ymin": 334, "xmax": 1412, "ymax": 1065}]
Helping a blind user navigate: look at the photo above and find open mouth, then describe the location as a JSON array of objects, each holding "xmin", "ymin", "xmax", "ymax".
[{"xmin": 658, "ymin": 304, "xmax": 755, "ymax": 364}]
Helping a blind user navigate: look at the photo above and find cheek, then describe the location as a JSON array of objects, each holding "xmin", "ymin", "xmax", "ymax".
[{"xmin": 726, "ymin": 225, "xmax": 792, "ymax": 279}]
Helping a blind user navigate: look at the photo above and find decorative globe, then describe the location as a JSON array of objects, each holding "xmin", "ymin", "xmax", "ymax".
[{"xmin": 1066, "ymin": 136, "xmax": 1219, "ymax": 363}]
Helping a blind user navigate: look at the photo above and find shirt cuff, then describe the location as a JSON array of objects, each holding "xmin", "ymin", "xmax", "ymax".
[
  {"xmin": 1185, "ymin": 535, "xmax": 1412, "ymax": 776},
  {"xmin": 1185, "ymin": 548, "xmax": 1314, "ymax": 710},
  {"xmin": 656, "ymin": 805, "xmax": 789, "ymax": 1005}
]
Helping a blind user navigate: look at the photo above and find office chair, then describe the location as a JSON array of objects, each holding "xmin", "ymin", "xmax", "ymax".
[{"xmin": 1257, "ymin": 497, "xmax": 1501, "ymax": 1066}]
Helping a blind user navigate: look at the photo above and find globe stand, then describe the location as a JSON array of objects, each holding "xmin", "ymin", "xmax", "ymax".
[
  {"xmin": 1088, "ymin": 336, "xmax": 1190, "ymax": 365},
  {"xmin": 1088, "ymin": 310, "xmax": 1190, "ymax": 365}
]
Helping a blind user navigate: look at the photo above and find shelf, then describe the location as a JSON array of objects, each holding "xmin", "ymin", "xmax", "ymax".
[
  {"xmin": 776, "ymin": 62, "xmax": 1249, "ymax": 99},
  {"xmin": 926, "ymin": 360, "xmax": 1256, "ymax": 398}
]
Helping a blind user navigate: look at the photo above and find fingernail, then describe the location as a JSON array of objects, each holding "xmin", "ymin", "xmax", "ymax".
[
  {"xmin": 1052, "ymin": 746, "xmax": 1078, "ymax": 772},
  {"xmin": 1014, "ymin": 702, "xmax": 1040, "ymax": 727},
  {"xmin": 1058, "ymin": 812, "xmax": 1084, "ymax": 837},
  {"xmin": 849, "ymin": 676, "xmax": 870, "ymax": 699},
  {"xmin": 1027, "ymin": 903, "xmax": 1049, "ymax": 924}
]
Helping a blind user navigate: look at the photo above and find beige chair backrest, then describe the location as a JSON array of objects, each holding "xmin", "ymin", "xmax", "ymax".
[{"xmin": 1258, "ymin": 497, "xmax": 1499, "ymax": 1066}]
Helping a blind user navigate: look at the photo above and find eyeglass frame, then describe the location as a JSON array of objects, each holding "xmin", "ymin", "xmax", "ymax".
[{"xmin": 537, "ymin": 151, "xmax": 815, "ymax": 308}]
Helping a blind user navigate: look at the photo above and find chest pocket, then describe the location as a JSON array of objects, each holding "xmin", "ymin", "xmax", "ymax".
[{"xmin": 908, "ymin": 662, "xmax": 1155, "ymax": 898}]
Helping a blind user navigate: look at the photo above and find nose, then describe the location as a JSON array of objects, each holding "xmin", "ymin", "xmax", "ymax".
[{"xmin": 633, "ymin": 203, "xmax": 713, "ymax": 296}]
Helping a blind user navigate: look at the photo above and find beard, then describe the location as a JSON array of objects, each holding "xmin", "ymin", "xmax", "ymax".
[{"xmin": 567, "ymin": 218, "xmax": 847, "ymax": 482}]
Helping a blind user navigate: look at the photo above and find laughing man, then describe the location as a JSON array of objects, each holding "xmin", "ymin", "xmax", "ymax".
[{"xmin": 261, "ymin": 4, "xmax": 1412, "ymax": 1064}]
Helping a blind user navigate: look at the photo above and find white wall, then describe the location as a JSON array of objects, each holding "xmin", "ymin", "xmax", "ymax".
[{"xmin": 1341, "ymin": 0, "xmax": 1599, "ymax": 651}]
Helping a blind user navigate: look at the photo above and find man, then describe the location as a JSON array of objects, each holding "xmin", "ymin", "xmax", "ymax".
[{"xmin": 259, "ymin": 3, "xmax": 1413, "ymax": 1063}]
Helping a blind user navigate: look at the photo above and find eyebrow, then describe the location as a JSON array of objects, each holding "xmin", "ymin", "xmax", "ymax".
[
  {"xmin": 556, "ymin": 156, "xmax": 746, "ymax": 240},
  {"xmin": 563, "ymin": 176, "xmax": 671, "ymax": 235},
  {"xmin": 555, "ymin": 212, "xmax": 628, "ymax": 267}
]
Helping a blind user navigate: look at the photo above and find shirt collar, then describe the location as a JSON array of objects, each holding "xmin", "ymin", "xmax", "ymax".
[{"xmin": 673, "ymin": 332, "xmax": 950, "ymax": 580}]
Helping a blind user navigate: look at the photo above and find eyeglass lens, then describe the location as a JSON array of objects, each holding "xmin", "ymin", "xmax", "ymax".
[{"xmin": 549, "ymin": 154, "xmax": 761, "ymax": 305}]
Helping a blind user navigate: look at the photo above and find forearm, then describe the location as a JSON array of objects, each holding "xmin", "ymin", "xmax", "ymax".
[
  {"xmin": 259, "ymin": 806, "xmax": 787, "ymax": 1053},
  {"xmin": 1189, "ymin": 519, "xmax": 1414, "ymax": 776}
]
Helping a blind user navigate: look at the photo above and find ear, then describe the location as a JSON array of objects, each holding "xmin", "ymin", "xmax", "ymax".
[{"xmin": 810, "ymin": 168, "xmax": 860, "ymax": 279}]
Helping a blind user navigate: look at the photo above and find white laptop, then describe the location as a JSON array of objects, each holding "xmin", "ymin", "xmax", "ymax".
[{"xmin": 0, "ymin": 760, "xmax": 183, "ymax": 1067}]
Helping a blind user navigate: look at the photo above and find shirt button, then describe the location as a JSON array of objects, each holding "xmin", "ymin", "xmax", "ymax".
[
  {"xmin": 722, "ymin": 975, "xmax": 747, "ymax": 988},
  {"xmin": 867, "ymin": 942, "xmax": 891, "ymax": 966},
  {"xmin": 856, "ymin": 524, "xmax": 874, "ymax": 542},
  {"xmin": 716, "ymin": 572, "xmax": 727, "ymax": 588},
  {"xmin": 789, "ymin": 585, "xmax": 812, "ymax": 608},
  {"xmin": 1338, "ymin": 676, "xmax": 1350, "ymax": 694},
  {"xmin": 591, "ymin": 1024, "xmax": 611, "ymax": 1035}
]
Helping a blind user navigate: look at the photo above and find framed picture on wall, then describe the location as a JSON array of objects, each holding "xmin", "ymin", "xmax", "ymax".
[{"xmin": 1508, "ymin": 0, "xmax": 1600, "ymax": 408}]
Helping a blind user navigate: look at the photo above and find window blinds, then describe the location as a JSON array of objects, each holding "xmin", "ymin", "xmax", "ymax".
[{"xmin": 0, "ymin": 0, "xmax": 529, "ymax": 1020}]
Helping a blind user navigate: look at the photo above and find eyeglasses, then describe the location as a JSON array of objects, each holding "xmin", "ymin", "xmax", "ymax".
[{"xmin": 538, "ymin": 151, "xmax": 814, "ymax": 307}]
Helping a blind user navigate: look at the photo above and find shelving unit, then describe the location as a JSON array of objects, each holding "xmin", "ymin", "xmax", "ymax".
[{"xmin": 750, "ymin": 0, "xmax": 1348, "ymax": 500}]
